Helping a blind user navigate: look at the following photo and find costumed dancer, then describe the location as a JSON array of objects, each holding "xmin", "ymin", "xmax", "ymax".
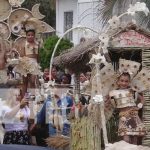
[
  {"xmin": 13, "ymin": 22, "xmax": 42, "ymax": 95},
  {"xmin": 109, "ymin": 59, "xmax": 147, "ymax": 144}
]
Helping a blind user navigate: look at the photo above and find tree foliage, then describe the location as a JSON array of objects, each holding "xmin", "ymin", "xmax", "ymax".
[
  {"xmin": 97, "ymin": 0, "xmax": 118, "ymax": 27},
  {"xmin": 98, "ymin": 0, "xmax": 150, "ymax": 29},
  {"xmin": 39, "ymin": 35, "xmax": 73, "ymax": 70}
]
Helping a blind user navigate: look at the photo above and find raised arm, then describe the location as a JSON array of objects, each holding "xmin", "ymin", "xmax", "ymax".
[{"xmin": 4, "ymin": 99, "xmax": 28, "ymax": 119}]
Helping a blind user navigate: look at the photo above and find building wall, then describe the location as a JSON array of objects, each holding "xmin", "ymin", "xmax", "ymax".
[
  {"xmin": 77, "ymin": 0, "xmax": 100, "ymax": 44},
  {"xmin": 56, "ymin": 0, "xmax": 77, "ymax": 41},
  {"xmin": 56, "ymin": 0, "xmax": 101, "ymax": 45}
]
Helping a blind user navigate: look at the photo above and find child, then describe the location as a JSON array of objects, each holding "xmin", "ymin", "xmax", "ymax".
[
  {"xmin": 43, "ymin": 68, "xmax": 49, "ymax": 82},
  {"xmin": 14, "ymin": 27, "xmax": 41, "ymax": 95},
  {"xmin": 23, "ymin": 28, "xmax": 40, "ymax": 93},
  {"xmin": 109, "ymin": 72, "xmax": 146, "ymax": 144}
]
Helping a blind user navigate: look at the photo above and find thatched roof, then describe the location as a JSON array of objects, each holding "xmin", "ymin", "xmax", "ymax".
[
  {"xmin": 111, "ymin": 23, "xmax": 150, "ymax": 38},
  {"xmin": 109, "ymin": 23, "xmax": 150, "ymax": 50},
  {"xmin": 53, "ymin": 23, "xmax": 150, "ymax": 73},
  {"xmin": 53, "ymin": 38, "xmax": 99, "ymax": 72}
]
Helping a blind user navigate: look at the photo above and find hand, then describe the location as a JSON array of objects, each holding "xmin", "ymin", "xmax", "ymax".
[{"xmin": 20, "ymin": 99, "xmax": 28, "ymax": 108}]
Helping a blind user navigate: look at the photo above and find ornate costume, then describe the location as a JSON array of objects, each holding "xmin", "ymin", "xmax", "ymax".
[
  {"xmin": 109, "ymin": 89, "xmax": 147, "ymax": 136},
  {"xmin": 13, "ymin": 56, "xmax": 41, "ymax": 77},
  {"xmin": 106, "ymin": 59, "xmax": 149, "ymax": 137},
  {"xmin": 118, "ymin": 106, "xmax": 146, "ymax": 136},
  {"xmin": 13, "ymin": 38, "xmax": 41, "ymax": 77},
  {"xmin": 25, "ymin": 40, "xmax": 39, "ymax": 55},
  {"xmin": 90, "ymin": 59, "xmax": 150, "ymax": 137}
]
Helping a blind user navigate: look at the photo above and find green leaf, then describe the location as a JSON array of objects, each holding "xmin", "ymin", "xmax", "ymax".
[{"xmin": 39, "ymin": 35, "xmax": 73, "ymax": 70}]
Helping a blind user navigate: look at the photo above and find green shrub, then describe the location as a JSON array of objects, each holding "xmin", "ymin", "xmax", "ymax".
[{"xmin": 39, "ymin": 35, "xmax": 73, "ymax": 70}]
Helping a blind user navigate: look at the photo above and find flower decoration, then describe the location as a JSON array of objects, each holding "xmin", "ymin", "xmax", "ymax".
[
  {"xmin": 97, "ymin": 2, "xmax": 149, "ymax": 55},
  {"xmin": 108, "ymin": 16, "xmax": 120, "ymax": 29},
  {"xmin": 93, "ymin": 94, "xmax": 103, "ymax": 103},
  {"xmin": 48, "ymin": 80, "xmax": 55, "ymax": 87},
  {"xmin": 127, "ymin": 2, "xmax": 149, "ymax": 16},
  {"xmin": 99, "ymin": 33, "xmax": 109, "ymax": 46},
  {"xmin": 89, "ymin": 53, "xmax": 106, "ymax": 64},
  {"xmin": 101, "ymin": 46, "xmax": 108, "ymax": 54},
  {"xmin": 39, "ymin": 78, "xmax": 44, "ymax": 84},
  {"xmin": 137, "ymin": 103, "xmax": 143, "ymax": 109}
]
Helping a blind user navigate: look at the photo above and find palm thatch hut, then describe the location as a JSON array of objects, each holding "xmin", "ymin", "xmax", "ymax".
[
  {"xmin": 53, "ymin": 23, "xmax": 150, "ymax": 146},
  {"xmin": 53, "ymin": 38, "xmax": 99, "ymax": 73},
  {"xmin": 53, "ymin": 24, "xmax": 150, "ymax": 71},
  {"xmin": 109, "ymin": 24, "xmax": 150, "ymax": 146}
]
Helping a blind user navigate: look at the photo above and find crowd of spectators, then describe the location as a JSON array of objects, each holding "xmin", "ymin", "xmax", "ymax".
[{"xmin": 0, "ymin": 65, "xmax": 91, "ymax": 147}]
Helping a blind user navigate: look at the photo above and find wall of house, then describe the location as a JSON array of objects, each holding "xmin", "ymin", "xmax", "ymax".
[
  {"xmin": 56, "ymin": 0, "xmax": 101, "ymax": 45},
  {"xmin": 56, "ymin": 0, "xmax": 77, "ymax": 42},
  {"xmin": 77, "ymin": 0, "xmax": 100, "ymax": 44}
]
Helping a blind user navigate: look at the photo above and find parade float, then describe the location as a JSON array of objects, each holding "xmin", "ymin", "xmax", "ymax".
[
  {"xmin": 51, "ymin": 2, "xmax": 150, "ymax": 150},
  {"xmin": 1, "ymin": 1, "xmax": 150, "ymax": 150},
  {"xmin": 0, "ymin": 0, "xmax": 54, "ymax": 86}
]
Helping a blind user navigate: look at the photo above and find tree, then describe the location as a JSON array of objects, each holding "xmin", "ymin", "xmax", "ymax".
[
  {"xmin": 98, "ymin": 0, "xmax": 150, "ymax": 29},
  {"xmin": 39, "ymin": 35, "xmax": 73, "ymax": 70}
]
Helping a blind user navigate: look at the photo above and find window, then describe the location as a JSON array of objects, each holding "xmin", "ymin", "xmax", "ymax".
[{"xmin": 64, "ymin": 11, "xmax": 73, "ymax": 40}]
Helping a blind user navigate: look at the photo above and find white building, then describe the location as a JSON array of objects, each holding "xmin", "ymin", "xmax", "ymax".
[{"xmin": 56, "ymin": 0, "xmax": 101, "ymax": 45}]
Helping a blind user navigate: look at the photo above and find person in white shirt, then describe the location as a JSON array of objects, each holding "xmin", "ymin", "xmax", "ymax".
[
  {"xmin": 2, "ymin": 88, "xmax": 30, "ymax": 145},
  {"xmin": 80, "ymin": 73, "xmax": 90, "ymax": 92}
]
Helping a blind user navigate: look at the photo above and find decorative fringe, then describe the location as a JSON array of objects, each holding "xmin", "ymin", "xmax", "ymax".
[
  {"xmin": 71, "ymin": 116, "xmax": 101, "ymax": 150},
  {"xmin": 142, "ymin": 49, "xmax": 150, "ymax": 146},
  {"xmin": 45, "ymin": 135, "xmax": 70, "ymax": 149}
]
